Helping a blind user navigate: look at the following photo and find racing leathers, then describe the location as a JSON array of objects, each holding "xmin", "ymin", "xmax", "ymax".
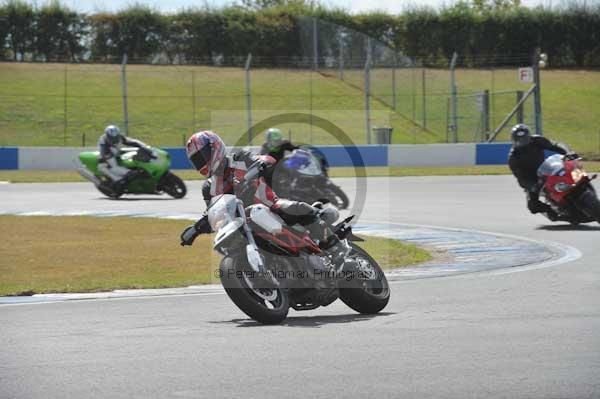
[
  {"xmin": 259, "ymin": 140, "xmax": 299, "ymax": 163},
  {"xmin": 97, "ymin": 134, "xmax": 150, "ymax": 186},
  {"xmin": 181, "ymin": 150, "xmax": 338, "ymax": 253},
  {"xmin": 508, "ymin": 135, "xmax": 569, "ymax": 214}
]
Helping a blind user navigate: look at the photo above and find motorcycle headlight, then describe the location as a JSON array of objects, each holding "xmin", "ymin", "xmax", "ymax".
[
  {"xmin": 571, "ymin": 169, "xmax": 585, "ymax": 183},
  {"xmin": 554, "ymin": 182, "xmax": 572, "ymax": 192}
]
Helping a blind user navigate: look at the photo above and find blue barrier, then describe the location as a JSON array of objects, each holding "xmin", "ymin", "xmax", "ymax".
[
  {"xmin": 0, "ymin": 147, "xmax": 19, "ymax": 170},
  {"xmin": 313, "ymin": 145, "xmax": 388, "ymax": 167},
  {"xmin": 164, "ymin": 145, "xmax": 388, "ymax": 169},
  {"xmin": 164, "ymin": 148, "xmax": 190, "ymax": 169},
  {"xmin": 475, "ymin": 143, "xmax": 512, "ymax": 165}
]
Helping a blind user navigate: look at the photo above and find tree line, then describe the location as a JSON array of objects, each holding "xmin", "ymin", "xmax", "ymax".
[{"xmin": 1, "ymin": 0, "xmax": 599, "ymax": 67}]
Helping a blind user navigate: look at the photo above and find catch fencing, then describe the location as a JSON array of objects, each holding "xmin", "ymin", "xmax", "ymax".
[{"xmin": 0, "ymin": 17, "xmax": 545, "ymax": 149}]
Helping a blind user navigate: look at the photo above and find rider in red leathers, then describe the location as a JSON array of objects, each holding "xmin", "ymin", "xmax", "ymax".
[{"xmin": 179, "ymin": 131, "xmax": 339, "ymax": 250}]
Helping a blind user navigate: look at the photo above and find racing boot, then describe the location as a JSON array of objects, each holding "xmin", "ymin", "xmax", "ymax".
[{"xmin": 112, "ymin": 169, "xmax": 142, "ymax": 193}]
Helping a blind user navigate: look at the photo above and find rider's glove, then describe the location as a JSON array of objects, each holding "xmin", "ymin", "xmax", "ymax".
[
  {"xmin": 566, "ymin": 152, "xmax": 580, "ymax": 160},
  {"xmin": 180, "ymin": 216, "xmax": 212, "ymax": 246},
  {"xmin": 311, "ymin": 201, "xmax": 324, "ymax": 209}
]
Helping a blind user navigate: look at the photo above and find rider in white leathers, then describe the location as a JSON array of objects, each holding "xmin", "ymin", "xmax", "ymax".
[{"xmin": 97, "ymin": 125, "xmax": 150, "ymax": 190}]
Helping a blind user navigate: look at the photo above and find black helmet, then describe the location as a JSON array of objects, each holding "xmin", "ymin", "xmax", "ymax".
[{"xmin": 511, "ymin": 124, "xmax": 531, "ymax": 148}]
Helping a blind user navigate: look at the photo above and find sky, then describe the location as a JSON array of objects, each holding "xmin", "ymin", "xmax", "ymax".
[{"xmin": 52, "ymin": 0, "xmax": 576, "ymax": 14}]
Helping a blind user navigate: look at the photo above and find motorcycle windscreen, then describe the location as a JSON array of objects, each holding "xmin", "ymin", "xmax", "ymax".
[
  {"xmin": 284, "ymin": 150, "xmax": 321, "ymax": 176},
  {"xmin": 208, "ymin": 194, "xmax": 238, "ymax": 231},
  {"xmin": 537, "ymin": 154, "xmax": 565, "ymax": 177}
]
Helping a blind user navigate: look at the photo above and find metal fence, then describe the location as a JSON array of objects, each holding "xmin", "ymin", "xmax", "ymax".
[{"xmin": 0, "ymin": 17, "xmax": 553, "ymax": 149}]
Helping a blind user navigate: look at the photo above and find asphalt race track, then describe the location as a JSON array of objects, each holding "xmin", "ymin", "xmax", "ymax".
[{"xmin": 1, "ymin": 176, "xmax": 600, "ymax": 398}]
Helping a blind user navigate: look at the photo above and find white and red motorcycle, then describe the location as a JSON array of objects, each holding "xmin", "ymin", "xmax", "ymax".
[{"xmin": 207, "ymin": 193, "xmax": 390, "ymax": 324}]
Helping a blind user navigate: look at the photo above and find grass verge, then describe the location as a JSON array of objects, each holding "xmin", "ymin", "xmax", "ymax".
[
  {"xmin": 0, "ymin": 215, "xmax": 431, "ymax": 296},
  {"xmin": 3, "ymin": 163, "xmax": 600, "ymax": 183}
]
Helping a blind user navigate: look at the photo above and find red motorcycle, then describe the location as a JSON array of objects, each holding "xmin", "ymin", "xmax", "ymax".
[{"xmin": 538, "ymin": 154, "xmax": 600, "ymax": 224}]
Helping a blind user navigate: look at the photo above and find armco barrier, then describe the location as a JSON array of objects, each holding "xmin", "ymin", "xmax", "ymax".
[{"xmin": 2, "ymin": 144, "xmax": 514, "ymax": 170}]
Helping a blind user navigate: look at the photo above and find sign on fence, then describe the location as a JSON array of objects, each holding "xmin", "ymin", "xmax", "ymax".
[{"xmin": 518, "ymin": 67, "xmax": 534, "ymax": 83}]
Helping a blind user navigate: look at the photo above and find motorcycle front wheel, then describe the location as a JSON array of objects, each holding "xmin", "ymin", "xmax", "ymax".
[
  {"xmin": 160, "ymin": 172, "xmax": 187, "ymax": 199},
  {"xmin": 220, "ymin": 256, "xmax": 289, "ymax": 324},
  {"xmin": 339, "ymin": 244, "xmax": 390, "ymax": 314},
  {"xmin": 327, "ymin": 184, "xmax": 349, "ymax": 209},
  {"xmin": 576, "ymin": 186, "xmax": 600, "ymax": 223}
]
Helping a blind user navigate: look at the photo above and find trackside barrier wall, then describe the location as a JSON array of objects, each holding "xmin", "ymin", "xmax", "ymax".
[
  {"xmin": 388, "ymin": 144, "xmax": 476, "ymax": 166},
  {"xmin": 475, "ymin": 143, "xmax": 512, "ymax": 165},
  {"xmin": 0, "ymin": 148, "xmax": 18, "ymax": 169},
  {"xmin": 1, "ymin": 144, "xmax": 513, "ymax": 170}
]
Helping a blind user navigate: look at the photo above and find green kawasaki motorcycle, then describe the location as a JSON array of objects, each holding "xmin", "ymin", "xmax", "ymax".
[{"xmin": 78, "ymin": 146, "xmax": 187, "ymax": 199}]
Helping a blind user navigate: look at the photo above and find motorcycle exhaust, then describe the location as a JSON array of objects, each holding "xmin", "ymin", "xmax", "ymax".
[{"xmin": 77, "ymin": 167, "xmax": 101, "ymax": 186}]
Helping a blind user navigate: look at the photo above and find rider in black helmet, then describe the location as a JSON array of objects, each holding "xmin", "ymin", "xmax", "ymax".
[{"xmin": 508, "ymin": 124, "xmax": 573, "ymax": 217}]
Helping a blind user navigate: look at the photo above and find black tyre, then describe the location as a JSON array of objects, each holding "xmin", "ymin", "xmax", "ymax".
[
  {"xmin": 577, "ymin": 187, "xmax": 600, "ymax": 223},
  {"xmin": 327, "ymin": 184, "xmax": 349, "ymax": 209},
  {"xmin": 161, "ymin": 172, "xmax": 187, "ymax": 199},
  {"xmin": 339, "ymin": 244, "xmax": 390, "ymax": 314},
  {"xmin": 220, "ymin": 256, "xmax": 289, "ymax": 324},
  {"xmin": 97, "ymin": 183, "xmax": 121, "ymax": 199}
]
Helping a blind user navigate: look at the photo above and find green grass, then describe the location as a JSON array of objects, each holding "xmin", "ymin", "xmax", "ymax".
[
  {"xmin": 0, "ymin": 215, "xmax": 430, "ymax": 296},
  {"xmin": 4, "ymin": 163, "xmax": 600, "ymax": 183},
  {"xmin": 1, "ymin": 62, "xmax": 599, "ymax": 155}
]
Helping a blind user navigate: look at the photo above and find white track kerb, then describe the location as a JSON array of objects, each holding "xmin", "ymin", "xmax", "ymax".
[{"xmin": 0, "ymin": 210, "xmax": 581, "ymax": 305}]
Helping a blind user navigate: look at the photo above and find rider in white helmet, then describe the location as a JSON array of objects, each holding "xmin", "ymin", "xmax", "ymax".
[{"xmin": 97, "ymin": 124, "xmax": 151, "ymax": 191}]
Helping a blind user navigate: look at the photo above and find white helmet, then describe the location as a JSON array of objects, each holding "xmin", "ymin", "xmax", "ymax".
[{"xmin": 104, "ymin": 125, "xmax": 121, "ymax": 144}]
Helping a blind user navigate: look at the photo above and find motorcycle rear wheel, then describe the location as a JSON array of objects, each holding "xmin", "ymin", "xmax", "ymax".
[
  {"xmin": 97, "ymin": 183, "xmax": 122, "ymax": 199},
  {"xmin": 220, "ymin": 256, "xmax": 289, "ymax": 324},
  {"xmin": 339, "ymin": 244, "xmax": 390, "ymax": 314}
]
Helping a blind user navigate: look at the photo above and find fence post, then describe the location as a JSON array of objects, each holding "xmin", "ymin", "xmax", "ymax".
[
  {"xmin": 338, "ymin": 34, "xmax": 344, "ymax": 81},
  {"xmin": 532, "ymin": 48, "xmax": 543, "ymax": 135},
  {"xmin": 445, "ymin": 97, "xmax": 450, "ymax": 143},
  {"xmin": 63, "ymin": 64, "xmax": 67, "ymax": 146},
  {"xmin": 245, "ymin": 53, "xmax": 253, "ymax": 145},
  {"xmin": 482, "ymin": 90, "xmax": 490, "ymax": 141},
  {"xmin": 422, "ymin": 67, "xmax": 427, "ymax": 130},
  {"xmin": 516, "ymin": 90, "xmax": 524, "ymax": 124},
  {"xmin": 412, "ymin": 64, "xmax": 416, "ymax": 121},
  {"xmin": 121, "ymin": 54, "xmax": 129, "ymax": 136},
  {"xmin": 449, "ymin": 52, "xmax": 458, "ymax": 143},
  {"xmin": 191, "ymin": 70, "xmax": 196, "ymax": 133},
  {"xmin": 312, "ymin": 17, "xmax": 318, "ymax": 71},
  {"xmin": 392, "ymin": 54, "xmax": 397, "ymax": 111},
  {"xmin": 365, "ymin": 48, "xmax": 371, "ymax": 144}
]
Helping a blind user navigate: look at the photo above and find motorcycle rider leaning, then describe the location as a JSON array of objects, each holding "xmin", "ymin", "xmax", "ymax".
[
  {"xmin": 259, "ymin": 127, "xmax": 299, "ymax": 163},
  {"xmin": 180, "ymin": 130, "xmax": 345, "ymax": 263},
  {"xmin": 97, "ymin": 125, "xmax": 151, "ymax": 191},
  {"xmin": 508, "ymin": 124, "xmax": 573, "ymax": 217}
]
